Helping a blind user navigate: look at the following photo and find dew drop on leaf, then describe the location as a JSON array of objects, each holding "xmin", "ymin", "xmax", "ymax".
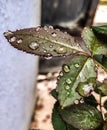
[
  {"xmin": 29, "ymin": 42, "xmax": 39, "ymax": 50},
  {"xmin": 9, "ymin": 36, "xmax": 16, "ymax": 42},
  {"xmin": 63, "ymin": 65, "xmax": 70, "ymax": 73},
  {"xmin": 44, "ymin": 53, "xmax": 53, "ymax": 60},
  {"xmin": 17, "ymin": 39, "xmax": 22, "ymax": 44},
  {"xmin": 49, "ymin": 45, "xmax": 53, "ymax": 48},
  {"xmin": 74, "ymin": 100, "xmax": 79, "ymax": 104},
  {"xmin": 49, "ymin": 25, "xmax": 53, "ymax": 29},
  {"xmin": 74, "ymin": 63, "xmax": 80, "ymax": 68},
  {"xmin": 51, "ymin": 32, "xmax": 57, "ymax": 37},
  {"xmin": 36, "ymin": 26, "xmax": 41, "ymax": 31},
  {"xmin": 59, "ymin": 71, "xmax": 63, "ymax": 77},
  {"xmin": 67, "ymin": 92, "xmax": 70, "ymax": 95},
  {"xmin": 55, "ymin": 47, "xmax": 67, "ymax": 54},
  {"xmin": 65, "ymin": 85, "xmax": 70, "ymax": 90},
  {"xmin": 66, "ymin": 79, "xmax": 72, "ymax": 84},
  {"xmin": 44, "ymin": 26, "xmax": 48, "ymax": 31}
]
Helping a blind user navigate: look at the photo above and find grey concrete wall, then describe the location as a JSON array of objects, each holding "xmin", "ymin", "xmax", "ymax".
[{"xmin": 0, "ymin": 0, "xmax": 41, "ymax": 130}]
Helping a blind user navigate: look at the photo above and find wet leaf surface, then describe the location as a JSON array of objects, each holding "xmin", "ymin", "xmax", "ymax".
[
  {"xmin": 57, "ymin": 55, "xmax": 96, "ymax": 107},
  {"xmin": 82, "ymin": 27, "xmax": 107, "ymax": 56},
  {"xmin": 4, "ymin": 26, "xmax": 85, "ymax": 57},
  {"xmin": 59, "ymin": 103, "xmax": 103, "ymax": 130},
  {"xmin": 52, "ymin": 102, "xmax": 77, "ymax": 130}
]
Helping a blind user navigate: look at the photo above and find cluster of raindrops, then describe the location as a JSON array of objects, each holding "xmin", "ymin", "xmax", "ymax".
[{"xmin": 4, "ymin": 31, "xmax": 23, "ymax": 44}]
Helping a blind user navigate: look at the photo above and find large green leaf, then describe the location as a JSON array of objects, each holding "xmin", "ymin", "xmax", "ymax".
[
  {"xmin": 82, "ymin": 27, "xmax": 107, "ymax": 56},
  {"xmin": 59, "ymin": 103, "xmax": 103, "ymax": 130},
  {"xmin": 4, "ymin": 26, "xmax": 85, "ymax": 57},
  {"xmin": 52, "ymin": 102, "xmax": 77, "ymax": 130},
  {"xmin": 57, "ymin": 55, "xmax": 96, "ymax": 107}
]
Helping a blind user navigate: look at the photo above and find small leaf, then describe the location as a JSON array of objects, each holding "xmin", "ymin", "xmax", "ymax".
[
  {"xmin": 92, "ymin": 25, "xmax": 107, "ymax": 43},
  {"xmin": 4, "ymin": 26, "xmax": 85, "ymax": 57},
  {"xmin": 52, "ymin": 102, "xmax": 77, "ymax": 130},
  {"xmin": 57, "ymin": 55, "xmax": 96, "ymax": 107},
  {"xmin": 59, "ymin": 103, "xmax": 103, "ymax": 130},
  {"xmin": 82, "ymin": 27, "xmax": 107, "ymax": 56},
  {"xmin": 51, "ymin": 89, "xmax": 58, "ymax": 99}
]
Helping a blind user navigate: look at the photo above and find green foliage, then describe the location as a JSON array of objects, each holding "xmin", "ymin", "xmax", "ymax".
[
  {"xmin": 52, "ymin": 102, "xmax": 77, "ymax": 130},
  {"xmin": 4, "ymin": 25, "xmax": 107, "ymax": 130},
  {"xmin": 57, "ymin": 55, "xmax": 96, "ymax": 107},
  {"xmin": 59, "ymin": 103, "xmax": 103, "ymax": 130}
]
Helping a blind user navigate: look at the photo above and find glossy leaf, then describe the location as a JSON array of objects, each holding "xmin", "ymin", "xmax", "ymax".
[
  {"xmin": 92, "ymin": 25, "xmax": 107, "ymax": 43},
  {"xmin": 92, "ymin": 25, "xmax": 107, "ymax": 35},
  {"xmin": 52, "ymin": 102, "xmax": 77, "ymax": 130},
  {"xmin": 59, "ymin": 103, "xmax": 103, "ymax": 130},
  {"xmin": 82, "ymin": 27, "xmax": 107, "ymax": 56},
  {"xmin": 57, "ymin": 55, "xmax": 96, "ymax": 107},
  {"xmin": 4, "ymin": 26, "xmax": 85, "ymax": 57}
]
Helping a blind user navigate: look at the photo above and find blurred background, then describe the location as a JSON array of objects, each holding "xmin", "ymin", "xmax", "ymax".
[{"xmin": 31, "ymin": 0, "xmax": 107, "ymax": 130}]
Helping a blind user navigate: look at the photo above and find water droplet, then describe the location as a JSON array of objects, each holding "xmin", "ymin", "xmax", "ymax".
[
  {"xmin": 74, "ymin": 100, "xmax": 79, "ymax": 104},
  {"xmin": 43, "ymin": 50, "xmax": 47, "ymax": 53},
  {"xmin": 80, "ymin": 98, "xmax": 84, "ymax": 103},
  {"xmin": 17, "ymin": 39, "xmax": 22, "ymax": 44},
  {"xmin": 63, "ymin": 65, "xmax": 70, "ymax": 73},
  {"xmin": 56, "ymin": 29, "xmax": 60, "ymax": 31},
  {"xmin": 49, "ymin": 26, "xmax": 53, "ymax": 29},
  {"xmin": 4, "ymin": 31, "xmax": 13, "ymax": 36},
  {"xmin": 74, "ymin": 63, "xmax": 79, "ymax": 68},
  {"xmin": 65, "ymin": 85, "xmax": 70, "ymax": 90},
  {"xmin": 36, "ymin": 26, "xmax": 41, "ymax": 31},
  {"xmin": 9, "ymin": 36, "xmax": 16, "ymax": 42},
  {"xmin": 59, "ymin": 71, "xmax": 63, "ymax": 77},
  {"xmin": 44, "ymin": 53, "xmax": 52, "ymax": 60},
  {"xmin": 29, "ymin": 42, "xmax": 39, "ymax": 50},
  {"xmin": 67, "ymin": 92, "xmax": 70, "ymax": 95},
  {"xmin": 66, "ymin": 79, "xmax": 72, "ymax": 84},
  {"xmin": 51, "ymin": 32, "xmax": 57, "ymax": 37},
  {"xmin": 49, "ymin": 45, "xmax": 53, "ymax": 48},
  {"xmin": 44, "ymin": 26, "xmax": 48, "ymax": 31},
  {"xmin": 55, "ymin": 47, "xmax": 67, "ymax": 54}
]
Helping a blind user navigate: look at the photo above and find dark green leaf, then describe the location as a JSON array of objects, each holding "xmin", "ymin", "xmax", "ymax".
[
  {"xmin": 52, "ymin": 102, "xmax": 77, "ymax": 130},
  {"xmin": 57, "ymin": 55, "xmax": 96, "ymax": 107},
  {"xmin": 82, "ymin": 27, "xmax": 107, "ymax": 56},
  {"xmin": 4, "ymin": 26, "xmax": 85, "ymax": 57},
  {"xmin": 102, "ymin": 56, "xmax": 107, "ymax": 68},
  {"xmin": 92, "ymin": 25, "xmax": 107, "ymax": 35},
  {"xmin": 84, "ymin": 95, "xmax": 98, "ymax": 107},
  {"xmin": 51, "ymin": 89, "xmax": 58, "ymax": 99},
  {"xmin": 92, "ymin": 25, "xmax": 107, "ymax": 43},
  {"xmin": 59, "ymin": 103, "xmax": 103, "ymax": 130}
]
